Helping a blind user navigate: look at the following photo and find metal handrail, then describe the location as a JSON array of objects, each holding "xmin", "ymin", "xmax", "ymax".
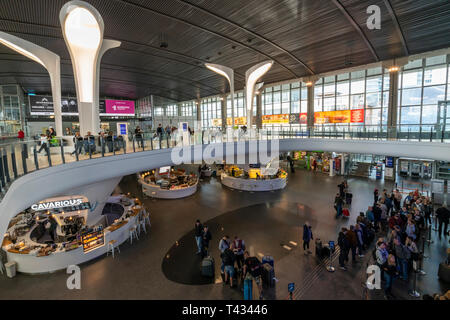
[{"xmin": 0, "ymin": 126, "xmax": 448, "ymax": 199}]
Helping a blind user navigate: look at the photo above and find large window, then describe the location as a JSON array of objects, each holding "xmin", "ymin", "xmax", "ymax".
[{"xmin": 398, "ymin": 54, "xmax": 449, "ymax": 128}]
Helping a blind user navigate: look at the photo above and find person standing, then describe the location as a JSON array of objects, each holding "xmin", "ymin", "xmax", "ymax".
[
  {"xmin": 231, "ymin": 236, "xmax": 246, "ymax": 272},
  {"xmin": 435, "ymin": 205, "xmax": 450, "ymax": 239},
  {"xmin": 346, "ymin": 225, "xmax": 358, "ymax": 263},
  {"xmin": 194, "ymin": 219, "xmax": 203, "ymax": 254},
  {"xmin": 338, "ymin": 228, "xmax": 349, "ymax": 270},
  {"xmin": 135, "ymin": 126, "xmax": 143, "ymax": 148},
  {"xmin": 383, "ymin": 254, "xmax": 399, "ymax": 299},
  {"xmin": 219, "ymin": 235, "xmax": 230, "ymax": 274},
  {"xmin": 287, "ymin": 155, "xmax": 295, "ymax": 173},
  {"xmin": 302, "ymin": 222, "xmax": 313, "ymax": 255},
  {"xmin": 156, "ymin": 123, "xmax": 163, "ymax": 138},
  {"xmin": 334, "ymin": 193, "xmax": 344, "ymax": 218},
  {"xmin": 201, "ymin": 225, "xmax": 212, "ymax": 258},
  {"xmin": 392, "ymin": 238, "xmax": 410, "ymax": 281}
]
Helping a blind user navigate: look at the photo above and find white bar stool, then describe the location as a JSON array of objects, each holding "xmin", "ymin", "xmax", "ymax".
[
  {"xmin": 129, "ymin": 226, "xmax": 139, "ymax": 244},
  {"xmin": 106, "ymin": 240, "xmax": 120, "ymax": 258},
  {"xmin": 138, "ymin": 218, "xmax": 147, "ymax": 235},
  {"xmin": 143, "ymin": 210, "xmax": 151, "ymax": 227}
]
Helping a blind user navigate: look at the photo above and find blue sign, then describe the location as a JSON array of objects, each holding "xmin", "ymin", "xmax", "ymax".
[
  {"xmin": 288, "ymin": 283, "xmax": 295, "ymax": 293},
  {"xmin": 328, "ymin": 241, "xmax": 335, "ymax": 251},
  {"xmin": 386, "ymin": 157, "xmax": 393, "ymax": 168},
  {"xmin": 182, "ymin": 123, "xmax": 188, "ymax": 131},
  {"xmin": 119, "ymin": 124, "xmax": 127, "ymax": 135}
]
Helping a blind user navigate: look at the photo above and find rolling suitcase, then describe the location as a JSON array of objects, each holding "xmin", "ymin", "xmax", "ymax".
[
  {"xmin": 244, "ymin": 278, "xmax": 253, "ymax": 300},
  {"xmin": 315, "ymin": 239, "xmax": 323, "ymax": 258},
  {"xmin": 262, "ymin": 263, "xmax": 275, "ymax": 288},
  {"xmin": 345, "ymin": 192, "xmax": 353, "ymax": 205},
  {"xmin": 201, "ymin": 256, "xmax": 214, "ymax": 277},
  {"xmin": 262, "ymin": 255, "xmax": 274, "ymax": 269},
  {"xmin": 342, "ymin": 208, "xmax": 350, "ymax": 218}
]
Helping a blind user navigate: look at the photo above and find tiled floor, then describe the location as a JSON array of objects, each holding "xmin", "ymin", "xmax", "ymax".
[{"xmin": 0, "ymin": 169, "xmax": 448, "ymax": 299}]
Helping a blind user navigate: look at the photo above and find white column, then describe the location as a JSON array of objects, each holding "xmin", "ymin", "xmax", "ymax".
[
  {"xmin": 60, "ymin": 1, "xmax": 121, "ymax": 136},
  {"xmin": 0, "ymin": 31, "xmax": 63, "ymax": 136}
]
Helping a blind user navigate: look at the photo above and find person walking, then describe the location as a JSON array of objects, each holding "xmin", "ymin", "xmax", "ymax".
[
  {"xmin": 435, "ymin": 205, "xmax": 450, "ymax": 239},
  {"xmin": 135, "ymin": 126, "xmax": 143, "ymax": 148},
  {"xmin": 37, "ymin": 133, "xmax": 49, "ymax": 156},
  {"xmin": 302, "ymin": 222, "xmax": 313, "ymax": 255},
  {"xmin": 71, "ymin": 132, "xmax": 83, "ymax": 156},
  {"xmin": 194, "ymin": 219, "xmax": 203, "ymax": 254}
]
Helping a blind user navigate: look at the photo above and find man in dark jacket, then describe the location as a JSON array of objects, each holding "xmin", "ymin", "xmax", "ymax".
[
  {"xmin": 201, "ymin": 225, "xmax": 212, "ymax": 258},
  {"xmin": 338, "ymin": 228, "xmax": 350, "ymax": 270},
  {"xmin": 302, "ymin": 222, "xmax": 313, "ymax": 255},
  {"xmin": 221, "ymin": 248, "xmax": 236, "ymax": 287},
  {"xmin": 346, "ymin": 225, "xmax": 358, "ymax": 262},
  {"xmin": 334, "ymin": 193, "xmax": 344, "ymax": 218},
  {"xmin": 194, "ymin": 219, "xmax": 203, "ymax": 254},
  {"xmin": 435, "ymin": 205, "xmax": 449, "ymax": 239}
]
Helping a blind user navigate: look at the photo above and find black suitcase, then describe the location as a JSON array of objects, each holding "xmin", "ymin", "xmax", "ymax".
[
  {"xmin": 345, "ymin": 193, "xmax": 353, "ymax": 205},
  {"xmin": 315, "ymin": 239, "xmax": 323, "ymax": 258},
  {"xmin": 262, "ymin": 263, "xmax": 275, "ymax": 288}
]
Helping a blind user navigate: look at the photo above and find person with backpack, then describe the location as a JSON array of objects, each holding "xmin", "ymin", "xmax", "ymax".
[
  {"xmin": 302, "ymin": 222, "xmax": 313, "ymax": 255},
  {"xmin": 243, "ymin": 251, "xmax": 263, "ymax": 299},
  {"xmin": 219, "ymin": 235, "xmax": 230, "ymax": 273},
  {"xmin": 338, "ymin": 228, "xmax": 350, "ymax": 270},
  {"xmin": 221, "ymin": 247, "xmax": 236, "ymax": 288},
  {"xmin": 231, "ymin": 236, "xmax": 246, "ymax": 272},
  {"xmin": 392, "ymin": 238, "xmax": 410, "ymax": 281},
  {"xmin": 194, "ymin": 219, "xmax": 203, "ymax": 254}
]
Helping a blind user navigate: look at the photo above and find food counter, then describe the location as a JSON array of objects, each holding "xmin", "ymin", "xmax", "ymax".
[
  {"xmin": 220, "ymin": 166, "xmax": 287, "ymax": 192},
  {"xmin": 1, "ymin": 195, "xmax": 144, "ymax": 274},
  {"xmin": 138, "ymin": 168, "xmax": 198, "ymax": 199}
]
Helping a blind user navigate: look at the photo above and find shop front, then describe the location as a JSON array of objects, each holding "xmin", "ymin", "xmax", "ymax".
[{"xmin": 1, "ymin": 194, "xmax": 145, "ymax": 274}]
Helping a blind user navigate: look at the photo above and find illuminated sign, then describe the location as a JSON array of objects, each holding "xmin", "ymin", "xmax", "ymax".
[
  {"xmin": 262, "ymin": 114, "xmax": 289, "ymax": 124},
  {"xmin": 300, "ymin": 109, "xmax": 364, "ymax": 124}
]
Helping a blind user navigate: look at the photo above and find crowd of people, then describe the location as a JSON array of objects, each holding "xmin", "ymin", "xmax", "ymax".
[
  {"xmin": 336, "ymin": 182, "xmax": 449, "ymax": 299},
  {"xmin": 194, "ymin": 219, "xmax": 266, "ymax": 299}
]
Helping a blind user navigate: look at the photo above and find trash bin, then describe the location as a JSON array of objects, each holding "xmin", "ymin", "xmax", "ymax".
[{"xmin": 5, "ymin": 261, "xmax": 17, "ymax": 278}]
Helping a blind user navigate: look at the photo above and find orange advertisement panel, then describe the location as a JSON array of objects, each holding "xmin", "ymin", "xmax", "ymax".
[
  {"xmin": 350, "ymin": 109, "xmax": 364, "ymax": 123},
  {"xmin": 262, "ymin": 114, "xmax": 289, "ymax": 124},
  {"xmin": 304, "ymin": 109, "xmax": 364, "ymax": 124},
  {"xmin": 212, "ymin": 117, "xmax": 247, "ymax": 126}
]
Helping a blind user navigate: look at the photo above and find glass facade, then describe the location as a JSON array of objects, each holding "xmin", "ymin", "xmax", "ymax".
[
  {"xmin": 398, "ymin": 55, "xmax": 449, "ymax": 132},
  {"xmin": 0, "ymin": 85, "xmax": 24, "ymax": 136}
]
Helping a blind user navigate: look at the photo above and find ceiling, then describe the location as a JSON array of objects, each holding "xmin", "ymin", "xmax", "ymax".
[{"xmin": 0, "ymin": 0, "xmax": 449, "ymax": 102}]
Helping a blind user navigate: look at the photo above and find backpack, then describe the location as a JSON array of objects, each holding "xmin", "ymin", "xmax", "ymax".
[{"xmin": 246, "ymin": 257, "xmax": 262, "ymax": 277}]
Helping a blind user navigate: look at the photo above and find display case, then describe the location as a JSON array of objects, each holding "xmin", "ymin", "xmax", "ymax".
[{"xmin": 81, "ymin": 229, "xmax": 105, "ymax": 253}]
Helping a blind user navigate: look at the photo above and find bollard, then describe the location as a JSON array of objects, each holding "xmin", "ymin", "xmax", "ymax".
[
  {"xmin": 409, "ymin": 262, "xmax": 421, "ymax": 298},
  {"xmin": 426, "ymin": 224, "xmax": 433, "ymax": 245}
]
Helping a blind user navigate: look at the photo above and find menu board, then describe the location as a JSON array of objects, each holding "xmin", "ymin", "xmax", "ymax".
[{"xmin": 81, "ymin": 230, "xmax": 105, "ymax": 253}]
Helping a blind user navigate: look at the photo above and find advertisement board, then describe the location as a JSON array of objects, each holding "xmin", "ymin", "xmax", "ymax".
[
  {"xmin": 105, "ymin": 100, "xmax": 135, "ymax": 115},
  {"xmin": 212, "ymin": 117, "xmax": 247, "ymax": 126},
  {"xmin": 29, "ymin": 95, "xmax": 55, "ymax": 115},
  {"xmin": 299, "ymin": 109, "xmax": 364, "ymax": 124},
  {"xmin": 30, "ymin": 96, "xmax": 135, "ymax": 116},
  {"xmin": 262, "ymin": 114, "xmax": 289, "ymax": 124}
]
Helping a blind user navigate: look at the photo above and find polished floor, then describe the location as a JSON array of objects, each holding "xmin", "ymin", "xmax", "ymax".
[{"xmin": 0, "ymin": 169, "xmax": 448, "ymax": 300}]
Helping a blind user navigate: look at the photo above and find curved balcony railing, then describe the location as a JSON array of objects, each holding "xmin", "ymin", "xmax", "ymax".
[{"xmin": 0, "ymin": 125, "xmax": 448, "ymax": 199}]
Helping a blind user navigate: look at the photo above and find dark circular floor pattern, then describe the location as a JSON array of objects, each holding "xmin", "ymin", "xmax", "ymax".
[{"xmin": 161, "ymin": 201, "xmax": 315, "ymax": 285}]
